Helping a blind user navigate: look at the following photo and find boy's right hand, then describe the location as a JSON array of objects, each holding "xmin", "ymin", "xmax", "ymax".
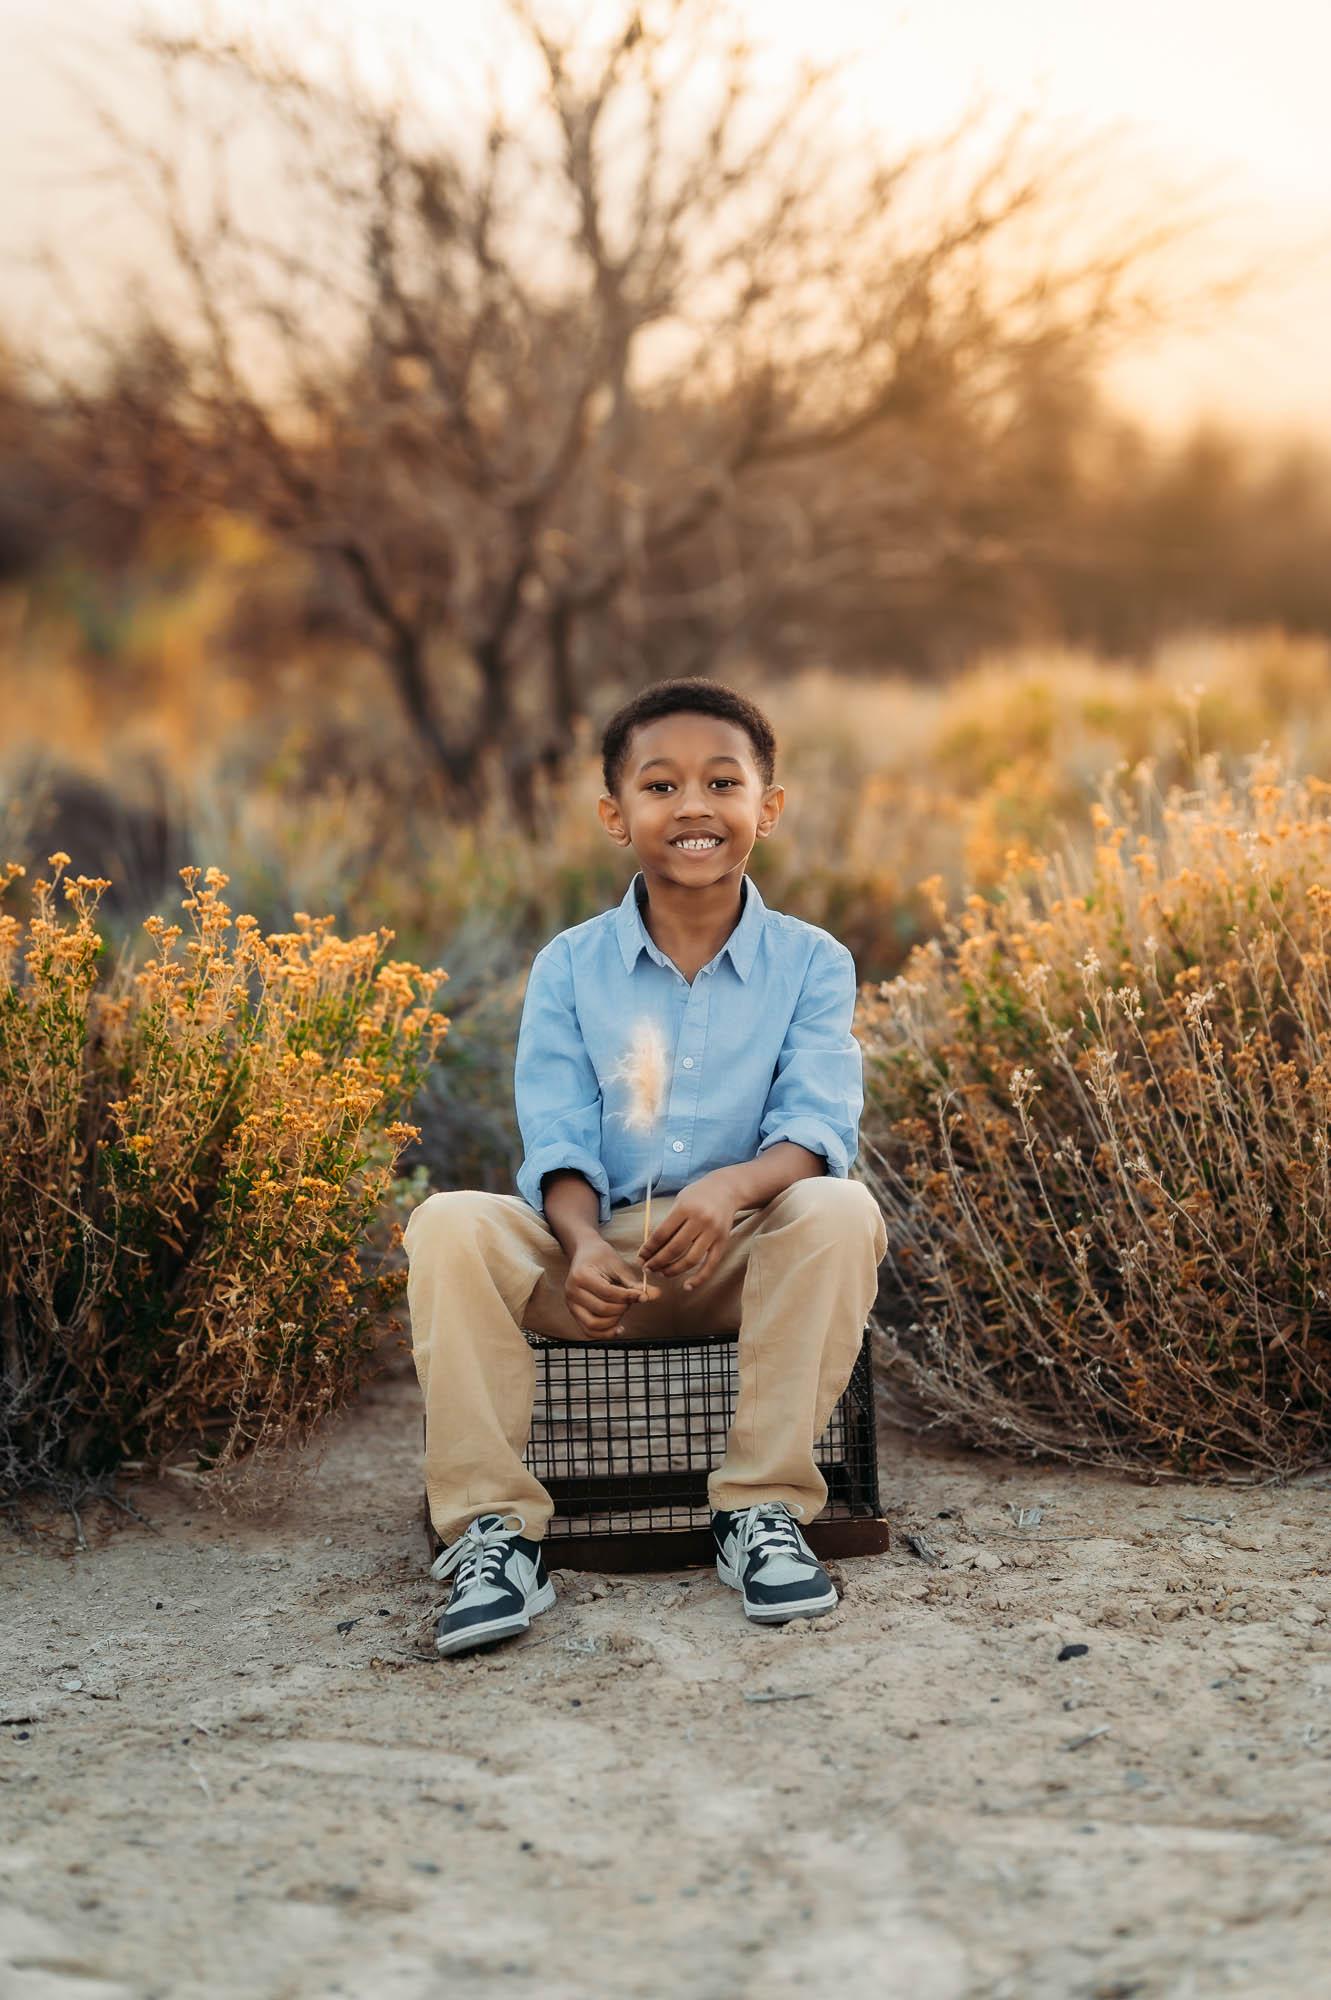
[{"xmin": 565, "ymin": 1239, "xmax": 660, "ymax": 1338}]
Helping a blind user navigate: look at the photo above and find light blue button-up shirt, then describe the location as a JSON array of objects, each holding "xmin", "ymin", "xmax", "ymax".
[{"xmin": 514, "ymin": 875, "xmax": 863, "ymax": 1221}]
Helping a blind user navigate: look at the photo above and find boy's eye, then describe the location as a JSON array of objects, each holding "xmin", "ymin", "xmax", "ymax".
[{"xmin": 642, "ymin": 776, "xmax": 739, "ymax": 793}]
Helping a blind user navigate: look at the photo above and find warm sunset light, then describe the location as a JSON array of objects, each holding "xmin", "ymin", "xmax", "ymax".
[
  {"xmin": 5, "ymin": 8, "xmax": 1331, "ymax": 1992},
  {"xmin": 4, "ymin": 0, "xmax": 1329, "ymax": 432}
]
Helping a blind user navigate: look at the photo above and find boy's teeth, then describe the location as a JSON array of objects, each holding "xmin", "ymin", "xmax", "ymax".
[{"xmin": 676, "ymin": 836, "xmax": 721, "ymax": 848}]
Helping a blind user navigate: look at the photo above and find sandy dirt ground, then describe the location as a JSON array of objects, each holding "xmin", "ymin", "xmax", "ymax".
[{"xmin": 3, "ymin": 1353, "xmax": 1331, "ymax": 2000}]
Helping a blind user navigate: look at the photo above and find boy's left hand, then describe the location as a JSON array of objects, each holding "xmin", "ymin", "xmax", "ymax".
[{"xmin": 639, "ymin": 1170, "xmax": 741, "ymax": 1290}]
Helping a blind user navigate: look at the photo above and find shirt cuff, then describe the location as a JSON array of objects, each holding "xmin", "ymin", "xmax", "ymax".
[
  {"xmin": 758, "ymin": 1118, "xmax": 851, "ymax": 1179},
  {"xmin": 517, "ymin": 1146, "xmax": 613, "ymax": 1224}
]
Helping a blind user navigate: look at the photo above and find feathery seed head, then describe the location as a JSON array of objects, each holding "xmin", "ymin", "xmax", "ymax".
[{"xmin": 614, "ymin": 1018, "xmax": 670, "ymax": 1133}]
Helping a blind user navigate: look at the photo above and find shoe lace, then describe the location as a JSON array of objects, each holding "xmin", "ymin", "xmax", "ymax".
[
  {"xmin": 430, "ymin": 1513, "xmax": 527, "ymax": 1593},
  {"xmin": 735, "ymin": 1501, "xmax": 809, "ymax": 1566}
]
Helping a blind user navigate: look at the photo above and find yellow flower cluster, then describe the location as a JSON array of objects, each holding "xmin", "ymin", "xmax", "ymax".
[{"xmin": 1, "ymin": 860, "xmax": 447, "ymax": 1491}]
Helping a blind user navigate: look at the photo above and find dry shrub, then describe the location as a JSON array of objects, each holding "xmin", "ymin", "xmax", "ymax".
[
  {"xmin": 0, "ymin": 856, "xmax": 446, "ymax": 1503},
  {"xmin": 859, "ymin": 760, "xmax": 1331, "ymax": 1479}
]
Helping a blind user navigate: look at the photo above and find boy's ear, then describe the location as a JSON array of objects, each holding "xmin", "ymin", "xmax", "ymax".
[
  {"xmin": 598, "ymin": 792, "xmax": 632, "ymax": 846},
  {"xmin": 755, "ymin": 784, "xmax": 785, "ymax": 839}
]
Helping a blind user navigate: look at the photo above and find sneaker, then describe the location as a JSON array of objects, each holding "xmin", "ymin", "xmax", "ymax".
[
  {"xmin": 430, "ymin": 1513, "xmax": 556, "ymax": 1657},
  {"xmin": 712, "ymin": 1502, "xmax": 838, "ymax": 1623}
]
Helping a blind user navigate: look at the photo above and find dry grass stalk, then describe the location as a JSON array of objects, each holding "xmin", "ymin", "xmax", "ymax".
[
  {"xmin": 0, "ymin": 857, "xmax": 447, "ymax": 1502},
  {"xmin": 612, "ymin": 1020, "xmax": 670, "ymax": 1295},
  {"xmin": 859, "ymin": 758, "xmax": 1331, "ymax": 1481}
]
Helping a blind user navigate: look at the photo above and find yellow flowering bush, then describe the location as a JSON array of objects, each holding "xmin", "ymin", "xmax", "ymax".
[
  {"xmin": 0, "ymin": 857, "xmax": 446, "ymax": 1501},
  {"xmin": 859, "ymin": 762, "xmax": 1331, "ymax": 1479}
]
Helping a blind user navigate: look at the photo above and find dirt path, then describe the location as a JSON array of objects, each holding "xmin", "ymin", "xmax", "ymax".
[{"xmin": 3, "ymin": 1357, "xmax": 1330, "ymax": 2000}]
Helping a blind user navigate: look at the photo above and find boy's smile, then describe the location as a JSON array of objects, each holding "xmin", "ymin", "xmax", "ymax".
[{"xmin": 597, "ymin": 713, "xmax": 783, "ymax": 898}]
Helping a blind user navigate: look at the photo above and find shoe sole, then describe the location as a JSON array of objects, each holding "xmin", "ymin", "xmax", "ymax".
[
  {"xmin": 435, "ymin": 1580, "xmax": 556, "ymax": 1658},
  {"xmin": 715, "ymin": 1555, "xmax": 839, "ymax": 1623}
]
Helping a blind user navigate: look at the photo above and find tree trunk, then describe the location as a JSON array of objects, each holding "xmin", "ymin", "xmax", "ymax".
[
  {"xmin": 544, "ymin": 598, "xmax": 580, "ymax": 783},
  {"xmin": 385, "ymin": 626, "xmax": 478, "ymax": 812},
  {"xmin": 474, "ymin": 633, "xmax": 527, "ymax": 819}
]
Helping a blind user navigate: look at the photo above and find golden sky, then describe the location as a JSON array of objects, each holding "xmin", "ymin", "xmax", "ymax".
[{"xmin": 3, "ymin": 0, "xmax": 1329, "ymax": 437}]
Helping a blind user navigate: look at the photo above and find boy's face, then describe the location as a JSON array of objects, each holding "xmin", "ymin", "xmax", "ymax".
[{"xmin": 597, "ymin": 712, "xmax": 783, "ymax": 891}]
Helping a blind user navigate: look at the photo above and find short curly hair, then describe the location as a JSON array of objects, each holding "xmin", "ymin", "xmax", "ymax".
[{"xmin": 601, "ymin": 679, "xmax": 777, "ymax": 795}]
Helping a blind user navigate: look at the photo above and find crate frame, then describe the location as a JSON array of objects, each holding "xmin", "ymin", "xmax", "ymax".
[{"xmin": 424, "ymin": 1325, "xmax": 888, "ymax": 1571}]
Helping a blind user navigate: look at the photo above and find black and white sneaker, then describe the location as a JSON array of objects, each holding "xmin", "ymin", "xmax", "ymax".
[
  {"xmin": 430, "ymin": 1513, "xmax": 556, "ymax": 1658},
  {"xmin": 712, "ymin": 1502, "xmax": 839, "ymax": 1623}
]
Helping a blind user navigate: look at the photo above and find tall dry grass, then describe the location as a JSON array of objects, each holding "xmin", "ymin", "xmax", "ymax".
[
  {"xmin": 0, "ymin": 856, "xmax": 445, "ymax": 1503},
  {"xmin": 7, "ymin": 534, "xmax": 1331, "ymax": 989},
  {"xmin": 6, "ymin": 568, "xmax": 1331, "ymax": 1206},
  {"xmin": 859, "ymin": 760, "xmax": 1331, "ymax": 1479}
]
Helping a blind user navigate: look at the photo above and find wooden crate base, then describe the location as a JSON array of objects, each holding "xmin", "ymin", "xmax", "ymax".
[{"xmin": 423, "ymin": 1497, "xmax": 889, "ymax": 1571}]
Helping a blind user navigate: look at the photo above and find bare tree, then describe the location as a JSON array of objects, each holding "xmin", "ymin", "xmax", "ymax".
[{"xmin": 44, "ymin": 0, "xmax": 1186, "ymax": 810}]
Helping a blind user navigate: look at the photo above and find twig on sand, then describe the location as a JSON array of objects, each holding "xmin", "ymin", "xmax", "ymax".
[
  {"xmin": 744, "ymin": 1689, "xmax": 817, "ymax": 1703},
  {"xmin": 971, "ymin": 1529, "xmax": 1120, "ymax": 1543},
  {"xmin": 1060, "ymin": 1724, "xmax": 1111, "ymax": 1752},
  {"xmin": 903, "ymin": 1532, "xmax": 944, "ymax": 1564},
  {"xmin": 104, "ymin": 1489, "xmax": 162, "ymax": 1533}
]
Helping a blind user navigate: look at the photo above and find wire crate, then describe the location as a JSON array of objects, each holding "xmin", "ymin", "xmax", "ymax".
[{"xmin": 518, "ymin": 1324, "xmax": 886, "ymax": 1569}]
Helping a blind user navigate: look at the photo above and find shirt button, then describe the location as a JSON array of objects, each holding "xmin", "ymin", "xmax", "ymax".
[
  {"xmin": 671, "ymin": 1140, "xmax": 685, "ymax": 1153},
  {"xmin": 682, "ymin": 1057, "xmax": 694, "ymax": 1069}
]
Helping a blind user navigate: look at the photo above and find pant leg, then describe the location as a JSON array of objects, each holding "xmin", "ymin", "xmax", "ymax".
[
  {"xmin": 683, "ymin": 1177, "xmax": 887, "ymax": 1520},
  {"xmin": 404, "ymin": 1189, "xmax": 568, "ymax": 1543},
  {"xmin": 404, "ymin": 1178, "xmax": 886, "ymax": 1541}
]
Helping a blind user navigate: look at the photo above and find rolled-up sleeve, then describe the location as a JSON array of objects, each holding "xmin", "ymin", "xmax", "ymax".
[
  {"xmin": 514, "ymin": 938, "xmax": 611, "ymax": 1219},
  {"xmin": 757, "ymin": 937, "xmax": 862, "ymax": 1178}
]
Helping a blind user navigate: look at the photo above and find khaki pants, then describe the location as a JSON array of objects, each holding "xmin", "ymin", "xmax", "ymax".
[{"xmin": 404, "ymin": 1177, "xmax": 887, "ymax": 1544}]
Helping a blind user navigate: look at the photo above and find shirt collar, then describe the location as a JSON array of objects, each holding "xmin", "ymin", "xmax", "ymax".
[{"xmin": 615, "ymin": 873, "xmax": 766, "ymax": 983}]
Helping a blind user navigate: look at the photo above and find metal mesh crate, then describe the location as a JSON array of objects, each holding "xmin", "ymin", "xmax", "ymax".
[{"xmin": 517, "ymin": 1324, "xmax": 886, "ymax": 1569}]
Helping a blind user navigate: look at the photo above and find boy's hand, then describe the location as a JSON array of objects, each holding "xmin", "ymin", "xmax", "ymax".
[
  {"xmin": 639, "ymin": 1171, "xmax": 741, "ymax": 1290},
  {"xmin": 566, "ymin": 1238, "xmax": 660, "ymax": 1338}
]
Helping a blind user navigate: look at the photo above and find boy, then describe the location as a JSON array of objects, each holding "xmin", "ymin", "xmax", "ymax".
[{"xmin": 405, "ymin": 679, "xmax": 886, "ymax": 1657}]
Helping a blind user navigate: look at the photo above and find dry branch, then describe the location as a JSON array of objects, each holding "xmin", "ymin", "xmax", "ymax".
[{"xmin": 35, "ymin": 1, "xmax": 1193, "ymax": 811}]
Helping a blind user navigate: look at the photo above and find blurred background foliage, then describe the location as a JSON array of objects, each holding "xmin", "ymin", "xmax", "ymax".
[{"xmin": 6, "ymin": 530, "xmax": 1331, "ymax": 1196}]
